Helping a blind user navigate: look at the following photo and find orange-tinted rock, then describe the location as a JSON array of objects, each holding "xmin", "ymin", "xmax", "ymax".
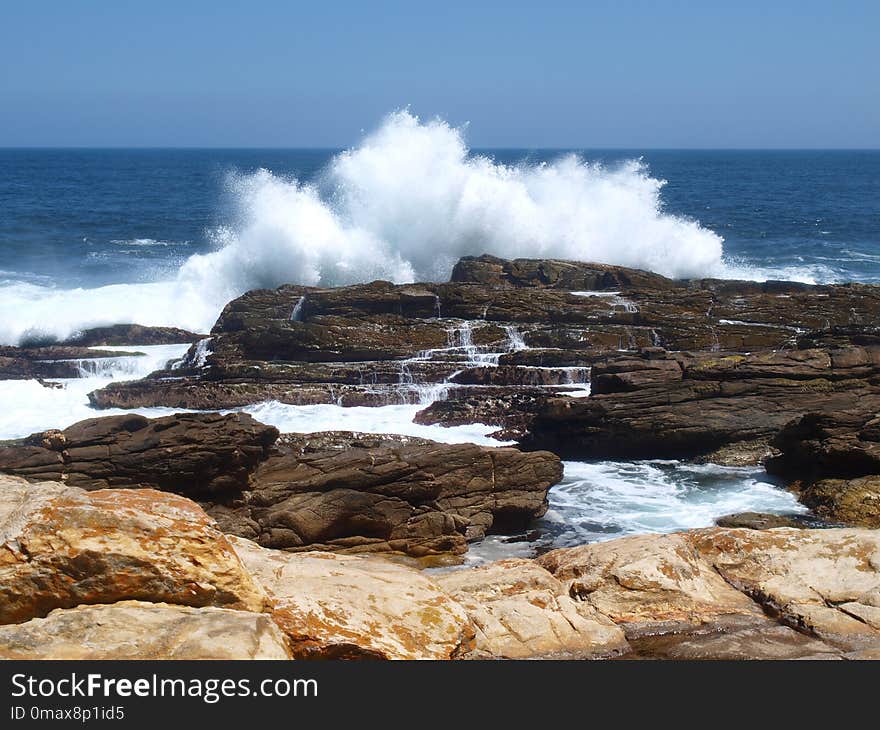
[{"xmin": 0, "ymin": 475, "xmax": 268, "ymax": 625}]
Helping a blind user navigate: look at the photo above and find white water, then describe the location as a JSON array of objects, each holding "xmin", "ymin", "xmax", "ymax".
[
  {"xmin": 0, "ymin": 344, "xmax": 191, "ymax": 439},
  {"xmin": 0, "ymin": 109, "xmax": 743, "ymax": 346},
  {"xmin": 463, "ymin": 460, "xmax": 808, "ymax": 564}
]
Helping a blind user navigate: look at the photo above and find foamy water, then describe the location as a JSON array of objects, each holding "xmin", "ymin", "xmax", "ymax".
[
  {"xmin": 0, "ymin": 110, "xmax": 738, "ymax": 346},
  {"xmin": 0, "ymin": 344, "xmax": 191, "ymax": 439}
]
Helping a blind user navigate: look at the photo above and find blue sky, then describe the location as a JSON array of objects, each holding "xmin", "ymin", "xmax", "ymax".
[{"xmin": 1, "ymin": 0, "xmax": 877, "ymax": 148}]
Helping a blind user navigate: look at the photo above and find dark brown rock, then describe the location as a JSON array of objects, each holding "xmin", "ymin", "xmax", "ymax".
[
  {"xmin": 450, "ymin": 254, "xmax": 676, "ymax": 290},
  {"xmin": 797, "ymin": 477, "xmax": 880, "ymax": 527},
  {"xmin": 205, "ymin": 431, "xmax": 563, "ymax": 557},
  {"xmin": 0, "ymin": 412, "xmax": 279, "ymax": 498},
  {"xmin": 414, "ymin": 387, "xmax": 560, "ymax": 440},
  {"xmin": 767, "ymin": 411, "xmax": 880, "ymax": 482},
  {"xmin": 766, "ymin": 410, "xmax": 880, "ymax": 527},
  {"xmin": 714, "ymin": 512, "xmax": 816, "ymax": 530},
  {"xmin": 62, "ymin": 324, "xmax": 204, "ymax": 347},
  {"xmin": 521, "ymin": 347, "xmax": 880, "ymax": 461},
  {"xmin": 88, "ymin": 378, "xmax": 448, "ymax": 410}
]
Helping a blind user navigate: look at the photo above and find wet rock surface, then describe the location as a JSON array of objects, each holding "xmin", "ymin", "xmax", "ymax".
[{"xmin": 86, "ymin": 256, "xmax": 880, "ymax": 417}]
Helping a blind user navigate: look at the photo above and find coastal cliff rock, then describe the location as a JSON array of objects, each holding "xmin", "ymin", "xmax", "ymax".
[
  {"xmin": 231, "ymin": 537, "xmax": 474, "ymax": 659},
  {"xmin": 0, "ymin": 602, "xmax": 291, "ymax": 660},
  {"xmin": 435, "ymin": 559, "xmax": 628, "ymax": 659},
  {"xmin": 521, "ymin": 346, "xmax": 880, "ymax": 461},
  {"xmin": 0, "ymin": 412, "xmax": 279, "ymax": 497},
  {"xmin": 207, "ymin": 431, "xmax": 562, "ymax": 556},
  {"xmin": 0, "ymin": 474, "xmax": 268, "ymax": 625},
  {"xmin": 766, "ymin": 411, "xmax": 880, "ymax": 526},
  {"xmin": 538, "ymin": 526, "xmax": 880, "ymax": 657}
]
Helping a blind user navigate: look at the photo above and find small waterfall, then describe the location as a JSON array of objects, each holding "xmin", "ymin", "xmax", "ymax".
[
  {"xmin": 504, "ymin": 325, "xmax": 528, "ymax": 352},
  {"xmin": 448, "ymin": 322, "xmax": 501, "ymax": 366},
  {"xmin": 290, "ymin": 296, "xmax": 306, "ymax": 321},
  {"xmin": 190, "ymin": 337, "xmax": 213, "ymax": 368},
  {"xmin": 396, "ymin": 359, "xmax": 453, "ymax": 405},
  {"xmin": 398, "ymin": 361, "xmax": 414, "ymax": 385},
  {"xmin": 571, "ymin": 290, "xmax": 639, "ymax": 313},
  {"xmin": 71, "ymin": 356, "xmax": 148, "ymax": 378},
  {"xmin": 55, "ymin": 343, "xmax": 192, "ymax": 380}
]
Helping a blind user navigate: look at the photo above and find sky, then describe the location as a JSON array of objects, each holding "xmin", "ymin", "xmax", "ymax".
[{"xmin": 1, "ymin": 0, "xmax": 878, "ymax": 148}]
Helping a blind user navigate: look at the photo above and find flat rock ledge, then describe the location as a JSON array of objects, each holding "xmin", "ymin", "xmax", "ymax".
[{"xmin": 1, "ymin": 474, "xmax": 879, "ymax": 660}]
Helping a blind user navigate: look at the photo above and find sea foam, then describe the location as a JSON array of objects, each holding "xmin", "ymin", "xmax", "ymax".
[{"xmin": 1, "ymin": 110, "xmax": 729, "ymax": 345}]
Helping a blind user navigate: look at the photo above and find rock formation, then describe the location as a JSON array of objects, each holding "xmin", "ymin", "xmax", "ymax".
[
  {"xmin": 0, "ymin": 418, "xmax": 561, "ymax": 557},
  {"xmin": 0, "ymin": 412, "xmax": 279, "ymax": 497},
  {"xmin": 521, "ymin": 346, "xmax": 880, "ymax": 461},
  {"xmin": 231, "ymin": 537, "xmax": 473, "ymax": 659},
  {"xmin": 2, "ymin": 473, "xmax": 879, "ymax": 660},
  {"xmin": 0, "ymin": 602, "xmax": 292, "ymax": 660},
  {"xmin": 207, "ymin": 432, "xmax": 560, "ymax": 556},
  {"xmin": 0, "ymin": 475, "xmax": 268, "ymax": 625}
]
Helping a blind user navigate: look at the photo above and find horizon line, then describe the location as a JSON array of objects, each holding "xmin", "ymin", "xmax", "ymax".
[{"xmin": 1, "ymin": 145, "xmax": 879, "ymax": 152}]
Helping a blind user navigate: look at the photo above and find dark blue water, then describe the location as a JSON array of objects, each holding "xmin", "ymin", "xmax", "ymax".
[{"xmin": 1, "ymin": 149, "xmax": 878, "ymax": 288}]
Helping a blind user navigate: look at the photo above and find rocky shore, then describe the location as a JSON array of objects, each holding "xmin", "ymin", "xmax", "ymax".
[
  {"xmin": 2, "ymin": 254, "xmax": 880, "ymax": 659},
  {"xmin": 1, "ymin": 474, "xmax": 878, "ymax": 660},
  {"xmin": 0, "ymin": 413, "xmax": 561, "ymax": 557}
]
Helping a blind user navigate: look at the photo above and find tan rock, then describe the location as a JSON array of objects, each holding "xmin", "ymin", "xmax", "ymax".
[
  {"xmin": 538, "ymin": 533, "xmax": 763, "ymax": 636},
  {"xmin": 230, "ymin": 536, "xmax": 474, "ymax": 659},
  {"xmin": 0, "ymin": 475, "xmax": 268, "ymax": 624},
  {"xmin": 435, "ymin": 559, "xmax": 628, "ymax": 658},
  {"xmin": 0, "ymin": 601, "xmax": 290, "ymax": 660},
  {"xmin": 689, "ymin": 527, "xmax": 880, "ymax": 650}
]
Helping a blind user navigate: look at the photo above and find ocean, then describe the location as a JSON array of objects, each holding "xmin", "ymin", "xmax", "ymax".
[{"xmin": 1, "ymin": 113, "xmax": 877, "ymax": 559}]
